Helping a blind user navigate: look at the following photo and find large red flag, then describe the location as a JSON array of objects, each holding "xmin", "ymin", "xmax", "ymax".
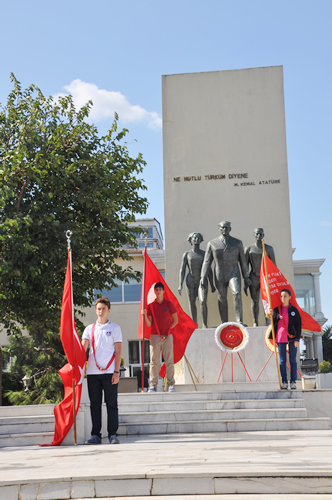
[
  {"xmin": 41, "ymin": 250, "xmax": 87, "ymax": 446},
  {"xmin": 138, "ymin": 248, "xmax": 197, "ymax": 377},
  {"xmin": 260, "ymin": 254, "xmax": 322, "ymax": 333}
]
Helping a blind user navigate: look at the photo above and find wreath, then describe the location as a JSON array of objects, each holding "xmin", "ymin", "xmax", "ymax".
[
  {"xmin": 215, "ymin": 322, "xmax": 249, "ymax": 353},
  {"xmin": 264, "ymin": 325, "xmax": 288, "ymax": 353}
]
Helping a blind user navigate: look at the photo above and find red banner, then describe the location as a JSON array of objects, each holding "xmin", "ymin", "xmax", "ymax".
[
  {"xmin": 260, "ymin": 254, "xmax": 321, "ymax": 333},
  {"xmin": 138, "ymin": 248, "xmax": 197, "ymax": 377},
  {"xmin": 41, "ymin": 250, "xmax": 86, "ymax": 446}
]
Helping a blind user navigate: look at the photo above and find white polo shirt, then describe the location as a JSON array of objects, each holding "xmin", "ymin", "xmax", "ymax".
[{"xmin": 82, "ymin": 320, "xmax": 122, "ymax": 375}]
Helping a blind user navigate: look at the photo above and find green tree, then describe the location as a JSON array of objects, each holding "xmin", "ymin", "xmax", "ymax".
[
  {"xmin": 322, "ymin": 325, "xmax": 332, "ymax": 364},
  {"xmin": 2, "ymin": 334, "xmax": 67, "ymax": 404},
  {"xmin": 0, "ymin": 74, "xmax": 148, "ymax": 403}
]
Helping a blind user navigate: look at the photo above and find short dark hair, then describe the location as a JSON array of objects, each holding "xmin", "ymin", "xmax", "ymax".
[
  {"xmin": 281, "ymin": 288, "xmax": 291, "ymax": 297},
  {"xmin": 154, "ymin": 282, "xmax": 164, "ymax": 290},
  {"xmin": 95, "ymin": 297, "xmax": 111, "ymax": 309}
]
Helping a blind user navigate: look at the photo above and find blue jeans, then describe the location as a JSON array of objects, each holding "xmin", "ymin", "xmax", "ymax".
[{"xmin": 278, "ymin": 342, "xmax": 297, "ymax": 383}]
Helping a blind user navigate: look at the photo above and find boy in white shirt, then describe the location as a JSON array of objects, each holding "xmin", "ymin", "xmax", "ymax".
[{"xmin": 82, "ymin": 297, "xmax": 122, "ymax": 444}]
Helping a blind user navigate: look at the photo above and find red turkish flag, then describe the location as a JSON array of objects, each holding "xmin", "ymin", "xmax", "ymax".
[
  {"xmin": 138, "ymin": 248, "xmax": 197, "ymax": 377},
  {"xmin": 40, "ymin": 250, "xmax": 86, "ymax": 446},
  {"xmin": 260, "ymin": 254, "xmax": 322, "ymax": 333}
]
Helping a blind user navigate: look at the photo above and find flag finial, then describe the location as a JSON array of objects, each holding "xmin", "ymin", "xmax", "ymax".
[
  {"xmin": 143, "ymin": 226, "xmax": 149, "ymax": 248},
  {"xmin": 66, "ymin": 230, "xmax": 72, "ymax": 249}
]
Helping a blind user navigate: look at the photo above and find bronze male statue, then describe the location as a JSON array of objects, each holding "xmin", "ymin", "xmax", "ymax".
[
  {"xmin": 178, "ymin": 232, "xmax": 215, "ymax": 328},
  {"xmin": 244, "ymin": 227, "xmax": 276, "ymax": 326},
  {"xmin": 200, "ymin": 221, "xmax": 251, "ymax": 324}
]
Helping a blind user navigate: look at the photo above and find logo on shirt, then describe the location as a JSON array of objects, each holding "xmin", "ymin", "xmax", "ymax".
[
  {"xmin": 291, "ymin": 312, "xmax": 295, "ymax": 316},
  {"xmin": 164, "ymin": 307, "xmax": 168, "ymax": 311},
  {"xmin": 106, "ymin": 331, "xmax": 112, "ymax": 336}
]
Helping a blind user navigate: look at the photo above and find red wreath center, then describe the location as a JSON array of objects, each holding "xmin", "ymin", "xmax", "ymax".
[{"xmin": 218, "ymin": 325, "xmax": 244, "ymax": 348}]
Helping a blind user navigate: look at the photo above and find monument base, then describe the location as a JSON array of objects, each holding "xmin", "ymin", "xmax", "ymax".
[{"xmin": 175, "ymin": 327, "xmax": 279, "ymax": 384}]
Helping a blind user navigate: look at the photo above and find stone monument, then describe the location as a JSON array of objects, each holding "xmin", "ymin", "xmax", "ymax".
[{"xmin": 162, "ymin": 66, "xmax": 293, "ymax": 328}]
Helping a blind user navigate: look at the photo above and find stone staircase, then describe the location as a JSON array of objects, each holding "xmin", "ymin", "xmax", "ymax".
[
  {"xmin": 117, "ymin": 385, "xmax": 330, "ymax": 436},
  {"xmin": 0, "ymin": 383, "xmax": 330, "ymax": 447},
  {"xmin": 0, "ymin": 404, "xmax": 55, "ymax": 447}
]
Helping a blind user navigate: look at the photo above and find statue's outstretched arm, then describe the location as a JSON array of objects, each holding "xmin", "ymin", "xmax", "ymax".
[
  {"xmin": 239, "ymin": 243, "xmax": 251, "ymax": 290},
  {"xmin": 178, "ymin": 252, "xmax": 188, "ymax": 295},
  {"xmin": 208, "ymin": 267, "xmax": 215, "ymax": 293},
  {"xmin": 270, "ymin": 247, "xmax": 276, "ymax": 266},
  {"xmin": 200, "ymin": 244, "xmax": 212, "ymax": 288},
  {"xmin": 244, "ymin": 245, "xmax": 250, "ymax": 267}
]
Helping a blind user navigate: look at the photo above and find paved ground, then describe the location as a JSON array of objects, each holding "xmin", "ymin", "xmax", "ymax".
[
  {"xmin": 1, "ymin": 430, "xmax": 332, "ymax": 498},
  {"xmin": 74, "ymin": 497, "xmax": 332, "ymax": 500}
]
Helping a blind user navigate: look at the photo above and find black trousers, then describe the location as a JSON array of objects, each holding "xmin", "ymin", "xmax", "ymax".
[{"xmin": 87, "ymin": 374, "xmax": 118, "ymax": 438}]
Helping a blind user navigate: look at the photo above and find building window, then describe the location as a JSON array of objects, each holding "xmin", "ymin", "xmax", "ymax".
[
  {"xmin": 294, "ymin": 275, "xmax": 316, "ymax": 316},
  {"xmin": 124, "ymin": 278, "xmax": 142, "ymax": 302},
  {"xmin": 96, "ymin": 278, "xmax": 123, "ymax": 303},
  {"xmin": 95, "ymin": 278, "xmax": 141, "ymax": 303},
  {"xmin": 95, "ymin": 271, "xmax": 165, "ymax": 304},
  {"xmin": 138, "ymin": 242, "xmax": 154, "ymax": 248},
  {"xmin": 128, "ymin": 340, "xmax": 149, "ymax": 378}
]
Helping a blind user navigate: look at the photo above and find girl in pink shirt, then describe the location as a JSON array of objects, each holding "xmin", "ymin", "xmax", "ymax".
[{"xmin": 270, "ymin": 289, "xmax": 302, "ymax": 390}]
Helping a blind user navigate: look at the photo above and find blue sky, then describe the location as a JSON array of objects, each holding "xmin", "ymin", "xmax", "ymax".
[{"xmin": 1, "ymin": 0, "xmax": 331, "ymax": 325}]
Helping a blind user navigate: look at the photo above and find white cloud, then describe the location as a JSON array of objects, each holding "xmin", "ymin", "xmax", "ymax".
[{"xmin": 56, "ymin": 79, "xmax": 162, "ymax": 130}]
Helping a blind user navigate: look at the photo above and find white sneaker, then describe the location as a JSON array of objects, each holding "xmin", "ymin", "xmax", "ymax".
[
  {"xmin": 281, "ymin": 382, "xmax": 288, "ymax": 390},
  {"xmin": 290, "ymin": 381, "xmax": 297, "ymax": 390},
  {"xmin": 168, "ymin": 385, "xmax": 176, "ymax": 392},
  {"xmin": 148, "ymin": 387, "xmax": 157, "ymax": 393}
]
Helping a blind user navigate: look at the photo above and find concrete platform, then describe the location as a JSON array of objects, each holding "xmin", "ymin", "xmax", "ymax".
[{"xmin": 1, "ymin": 429, "xmax": 332, "ymax": 498}]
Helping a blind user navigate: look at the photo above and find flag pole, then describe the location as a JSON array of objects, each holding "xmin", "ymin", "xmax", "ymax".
[
  {"xmin": 141, "ymin": 231, "xmax": 148, "ymax": 393},
  {"xmin": 262, "ymin": 239, "xmax": 282, "ymax": 388},
  {"xmin": 66, "ymin": 230, "xmax": 77, "ymax": 445}
]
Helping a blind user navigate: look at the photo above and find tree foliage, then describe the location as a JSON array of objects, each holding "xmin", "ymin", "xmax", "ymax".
[
  {"xmin": 2, "ymin": 334, "xmax": 66, "ymax": 404},
  {"xmin": 0, "ymin": 74, "xmax": 148, "ymax": 402},
  {"xmin": 322, "ymin": 325, "xmax": 332, "ymax": 365}
]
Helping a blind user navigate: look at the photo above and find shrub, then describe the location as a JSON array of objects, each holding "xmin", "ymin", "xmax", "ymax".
[{"xmin": 319, "ymin": 360, "xmax": 332, "ymax": 373}]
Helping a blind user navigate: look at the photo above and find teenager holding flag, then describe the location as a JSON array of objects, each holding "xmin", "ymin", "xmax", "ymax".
[
  {"xmin": 138, "ymin": 248, "xmax": 196, "ymax": 392},
  {"xmin": 269, "ymin": 289, "xmax": 301, "ymax": 390},
  {"xmin": 141, "ymin": 282, "xmax": 178, "ymax": 392}
]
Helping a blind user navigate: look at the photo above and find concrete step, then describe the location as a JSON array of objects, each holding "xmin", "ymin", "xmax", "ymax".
[
  {"xmin": 0, "ymin": 404, "xmax": 55, "ymax": 417},
  {"xmin": 119, "ymin": 408, "xmax": 307, "ymax": 424},
  {"xmin": 118, "ymin": 417, "xmax": 330, "ymax": 435},
  {"xmin": 0, "ymin": 415, "xmax": 55, "ymax": 435},
  {"xmin": 118, "ymin": 389, "xmax": 303, "ymax": 403},
  {"xmin": 119, "ymin": 398, "xmax": 305, "ymax": 413},
  {"xmin": 0, "ymin": 431, "xmax": 54, "ymax": 447},
  {"xmin": 173, "ymin": 382, "xmax": 282, "ymax": 392}
]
